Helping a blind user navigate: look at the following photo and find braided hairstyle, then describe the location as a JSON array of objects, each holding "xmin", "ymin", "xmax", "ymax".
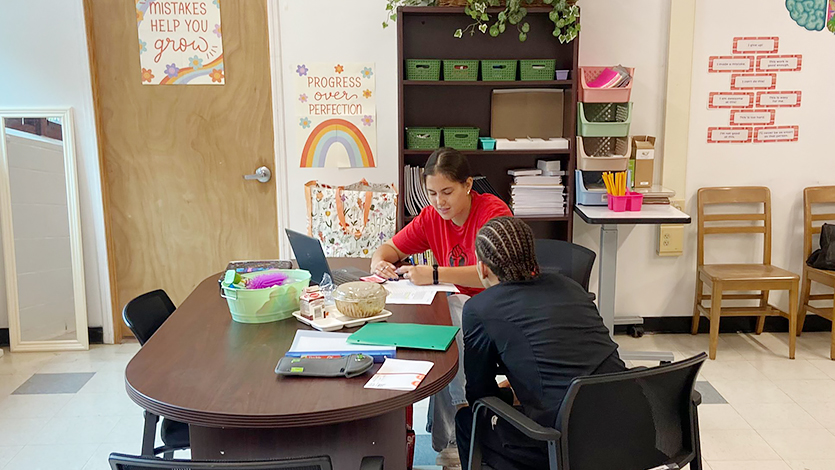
[{"xmin": 475, "ymin": 216, "xmax": 540, "ymax": 282}]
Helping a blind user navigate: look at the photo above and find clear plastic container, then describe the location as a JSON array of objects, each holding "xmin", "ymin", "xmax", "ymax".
[{"xmin": 333, "ymin": 281, "xmax": 388, "ymax": 318}]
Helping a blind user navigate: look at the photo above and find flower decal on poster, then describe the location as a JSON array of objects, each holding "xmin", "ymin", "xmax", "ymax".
[
  {"xmin": 300, "ymin": 117, "xmax": 312, "ymax": 129},
  {"xmin": 363, "ymin": 89, "xmax": 372, "ymax": 99},
  {"xmin": 361, "ymin": 67, "xmax": 374, "ymax": 79},
  {"xmin": 141, "ymin": 68, "xmax": 155, "ymax": 83},
  {"xmin": 299, "ymin": 94, "xmax": 308, "ymax": 103},
  {"xmin": 164, "ymin": 63, "xmax": 180, "ymax": 78},
  {"xmin": 189, "ymin": 56, "xmax": 203, "ymax": 69},
  {"xmin": 361, "ymin": 115, "xmax": 374, "ymax": 126},
  {"xmin": 296, "ymin": 64, "xmax": 309, "ymax": 76},
  {"xmin": 210, "ymin": 69, "xmax": 224, "ymax": 83},
  {"xmin": 335, "ymin": 64, "xmax": 344, "ymax": 74}
]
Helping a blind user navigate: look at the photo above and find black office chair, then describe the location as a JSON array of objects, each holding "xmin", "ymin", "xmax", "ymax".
[
  {"xmin": 122, "ymin": 290, "xmax": 190, "ymax": 459},
  {"xmin": 109, "ymin": 453, "xmax": 384, "ymax": 470},
  {"xmin": 534, "ymin": 239, "xmax": 596, "ymax": 294},
  {"xmin": 467, "ymin": 353, "xmax": 707, "ymax": 470}
]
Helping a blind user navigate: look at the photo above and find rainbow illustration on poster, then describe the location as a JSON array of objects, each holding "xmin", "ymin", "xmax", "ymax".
[{"xmin": 300, "ymin": 118, "xmax": 375, "ymax": 168}]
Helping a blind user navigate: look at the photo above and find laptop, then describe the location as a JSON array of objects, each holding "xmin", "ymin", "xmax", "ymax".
[{"xmin": 285, "ymin": 229, "xmax": 370, "ymax": 285}]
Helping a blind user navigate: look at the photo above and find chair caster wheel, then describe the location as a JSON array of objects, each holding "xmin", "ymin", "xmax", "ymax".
[{"xmin": 627, "ymin": 325, "xmax": 644, "ymax": 338}]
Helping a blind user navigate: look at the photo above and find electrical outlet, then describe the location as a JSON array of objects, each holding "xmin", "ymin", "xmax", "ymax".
[{"xmin": 658, "ymin": 225, "xmax": 684, "ymax": 256}]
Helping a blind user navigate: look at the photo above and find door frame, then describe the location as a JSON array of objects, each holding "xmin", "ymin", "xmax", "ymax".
[
  {"xmin": 83, "ymin": 0, "xmax": 121, "ymax": 344},
  {"xmin": 267, "ymin": 1, "xmax": 291, "ymax": 259}
]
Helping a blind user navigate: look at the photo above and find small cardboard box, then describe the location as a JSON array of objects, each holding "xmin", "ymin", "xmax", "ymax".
[{"xmin": 631, "ymin": 136, "xmax": 656, "ymax": 188}]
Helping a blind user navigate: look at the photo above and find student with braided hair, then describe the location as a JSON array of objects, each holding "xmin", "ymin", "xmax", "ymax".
[
  {"xmin": 455, "ymin": 217, "xmax": 625, "ymax": 470},
  {"xmin": 370, "ymin": 147, "xmax": 511, "ymax": 466}
]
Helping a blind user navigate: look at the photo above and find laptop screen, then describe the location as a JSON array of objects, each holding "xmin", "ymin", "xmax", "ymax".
[{"xmin": 285, "ymin": 229, "xmax": 332, "ymax": 285}]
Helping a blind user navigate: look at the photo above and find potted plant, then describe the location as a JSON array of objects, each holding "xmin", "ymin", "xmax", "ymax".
[{"xmin": 382, "ymin": 0, "xmax": 580, "ymax": 44}]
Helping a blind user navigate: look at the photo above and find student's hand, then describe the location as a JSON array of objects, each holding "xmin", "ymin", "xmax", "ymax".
[
  {"xmin": 372, "ymin": 260, "xmax": 398, "ymax": 280},
  {"xmin": 396, "ymin": 265, "xmax": 433, "ymax": 285}
]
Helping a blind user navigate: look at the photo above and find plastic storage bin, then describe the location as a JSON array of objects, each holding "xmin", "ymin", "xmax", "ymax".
[
  {"xmin": 481, "ymin": 60, "xmax": 517, "ymax": 81},
  {"xmin": 579, "ymin": 66, "xmax": 635, "ymax": 103},
  {"xmin": 608, "ymin": 192, "xmax": 643, "ymax": 212},
  {"xmin": 443, "ymin": 127, "xmax": 479, "ymax": 149},
  {"xmin": 221, "ymin": 269, "xmax": 311, "ymax": 324},
  {"xmin": 443, "ymin": 60, "xmax": 479, "ymax": 81},
  {"xmin": 577, "ymin": 102, "xmax": 633, "ymax": 137},
  {"xmin": 577, "ymin": 136, "xmax": 631, "ymax": 171},
  {"xmin": 479, "ymin": 137, "xmax": 496, "ymax": 150},
  {"xmin": 555, "ymin": 69, "xmax": 570, "ymax": 80},
  {"xmin": 405, "ymin": 59, "xmax": 441, "ymax": 81},
  {"xmin": 520, "ymin": 59, "xmax": 556, "ymax": 80},
  {"xmin": 406, "ymin": 127, "xmax": 441, "ymax": 149}
]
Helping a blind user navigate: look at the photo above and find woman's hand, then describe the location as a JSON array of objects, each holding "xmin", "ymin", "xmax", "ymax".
[
  {"xmin": 396, "ymin": 265, "xmax": 433, "ymax": 285},
  {"xmin": 372, "ymin": 260, "xmax": 398, "ymax": 280}
]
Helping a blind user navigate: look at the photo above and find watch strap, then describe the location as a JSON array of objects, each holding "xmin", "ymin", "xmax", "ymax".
[{"xmin": 433, "ymin": 263, "xmax": 439, "ymax": 285}]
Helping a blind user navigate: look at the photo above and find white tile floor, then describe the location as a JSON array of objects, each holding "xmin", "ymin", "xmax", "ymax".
[{"xmin": 0, "ymin": 332, "xmax": 833, "ymax": 470}]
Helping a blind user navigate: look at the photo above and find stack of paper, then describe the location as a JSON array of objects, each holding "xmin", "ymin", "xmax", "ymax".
[
  {"xmin": 384, "ymin": 280, "xmax": 459, "ymax": 305},
  {"xmin": 364, "ymin": 358, "xmax": 434, "ymax": 391},
  {"xmin": 508, "ymin": 168, "xmax": 566, "ymax": 217},
  {"xmin": 286, "ymin": 330, "xmax": 395, "ymax": 362}
]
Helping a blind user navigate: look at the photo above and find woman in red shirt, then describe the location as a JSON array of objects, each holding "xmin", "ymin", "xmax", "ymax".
[{"xmin": 370, "ymin": 147, "xmax": 511, "ymax": 465}]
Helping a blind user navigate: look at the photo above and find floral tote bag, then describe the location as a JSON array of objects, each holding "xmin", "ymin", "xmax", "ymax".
[{"xmin": 305, "ymin": 179, "xmax": 398, "ymax": 258}]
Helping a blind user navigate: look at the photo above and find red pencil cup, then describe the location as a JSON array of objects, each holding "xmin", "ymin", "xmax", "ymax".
[
  {"xmin": 607, "ymin": 194, "xmax": 628, "ymax": 212},
  {"xmin": 627, "ymin": 192, "xmax": 644, "ymax": 211}
]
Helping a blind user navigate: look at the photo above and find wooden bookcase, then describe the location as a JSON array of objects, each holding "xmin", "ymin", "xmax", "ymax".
[{"xmin": 397, "ymin": 6, "xmax": 579, "ymax": 241}]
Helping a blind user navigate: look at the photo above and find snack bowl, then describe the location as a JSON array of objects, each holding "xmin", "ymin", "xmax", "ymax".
[{"xmin": 333, "ymin": 281, "xmax": 388, "ymax": 318}]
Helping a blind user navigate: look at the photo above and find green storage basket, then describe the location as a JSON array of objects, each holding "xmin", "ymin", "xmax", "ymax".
[
  {"xmin": 405, "ymin": 59, "xmax": 441, "ymax": 81},
  {"xmin": 443, "ymin": 60, "xmax": 479, "ymax": 81},
  {"xmin": 481, "ymin": 60, "xmax": 517, "ymax": 81},
  {"xmin": 221, "ymin": 269, "xmax": 311, "ymax": 324},
  {"xmin": 520, "ymin": 59, "xmax": 556, "ymax": 81},
  {"xmin": 443, "ymin": 127, "xmax": 480, "ymax": 150},
  {"xmin": 577, "ymin": 102, "xmax": 633, "ymax": 137},
  {"xmin": 406, "ymin": 127, "xmax": 442, "ymax": 150}
]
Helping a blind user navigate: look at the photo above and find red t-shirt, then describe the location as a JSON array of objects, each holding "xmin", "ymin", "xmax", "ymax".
[{"xmin": 391, "ymin": 192, "xmax": 512, "ymax": 296}]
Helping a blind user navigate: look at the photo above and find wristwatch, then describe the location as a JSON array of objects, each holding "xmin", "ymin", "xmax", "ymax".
[{"xmin": 432, "ymin": 263, "xmax": 439, "ymax": 285}]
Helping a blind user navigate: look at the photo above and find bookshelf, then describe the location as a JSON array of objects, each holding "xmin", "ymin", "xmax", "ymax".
[{"xmin": 397, "ymin": 6, "xmax": 579, "ymax": 241}]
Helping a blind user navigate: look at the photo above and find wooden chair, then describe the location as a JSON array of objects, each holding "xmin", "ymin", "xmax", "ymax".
[
  {"xmin": 692, "ymin": 187, "xmax": 799, "ymax": 359},
  {"xmin": 798, "ymin": 186, "xmax": 835, "ymax": 360}
]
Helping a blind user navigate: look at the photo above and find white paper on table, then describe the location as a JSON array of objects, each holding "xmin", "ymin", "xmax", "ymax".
[
  {"xmin": 364, "ymin": 358, "xmax": 434, "ymax": 391},
  {"xmin": 383, "ymin": 280, "xmax": 459, "ymax": 305}
]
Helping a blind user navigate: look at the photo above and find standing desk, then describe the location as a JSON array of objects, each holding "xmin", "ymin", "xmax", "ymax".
[{"xmin": 574, "ymin": 204, "xmax": 692, "ymax": 363}]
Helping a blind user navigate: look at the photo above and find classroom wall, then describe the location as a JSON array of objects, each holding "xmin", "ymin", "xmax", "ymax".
[
  {"xmin": 576, "ymin": 0, "xmax": 835, "ymax": 319},
  {"xmin": 0, "ymin": 0, "xmax": 109, "ymax": 333},
  {"xmin": 274, "ymin": 0, "xmax": 400, "ymax": 257},
  {"xmin": 271, "ymin": 0, "xmax": 832, "ymax": 320},
  {"xmin": 572, "ymin": 0, "xmax": 683, "ymax": 317},
  {"xmin": 683, "ymin": 0, "xmax": 835, "ymax": 312}
]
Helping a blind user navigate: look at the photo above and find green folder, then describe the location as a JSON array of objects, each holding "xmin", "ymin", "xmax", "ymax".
[{"xmin": 347, "ymin": 323, "xmax": 460, "ymax": 351}]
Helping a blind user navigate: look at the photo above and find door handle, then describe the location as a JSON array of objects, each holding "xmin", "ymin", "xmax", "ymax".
[{"xmin": 244, "ymin": 166, "xmax": 271, "ymax": 183}]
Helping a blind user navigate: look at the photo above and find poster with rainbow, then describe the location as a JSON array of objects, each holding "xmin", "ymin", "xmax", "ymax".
[
  {"xmin": 136, "ymin": 0, "xmax": 224, "ymax": 85},
  {"xmin": 296, "ymin": 63, "xmax": 377, "ymax": 168}
]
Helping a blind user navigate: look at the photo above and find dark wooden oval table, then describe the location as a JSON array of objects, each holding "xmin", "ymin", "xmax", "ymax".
[{"xmin": 124, "ymin": 259, "xmax": 458, "ymax": 469}]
